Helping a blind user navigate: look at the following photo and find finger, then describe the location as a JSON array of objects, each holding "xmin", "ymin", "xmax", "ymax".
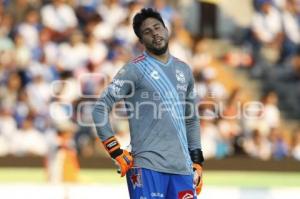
[
  {"xmin": 193, "ymin": 176, "xmax": 200, "ymax": 186},
  {"xmin": 196, "ymin": 176, "xmax": 201, "ymax": 186},
  {"xmin": 118, "ymin": 168, "xmax": 125, "ymax": 177}
]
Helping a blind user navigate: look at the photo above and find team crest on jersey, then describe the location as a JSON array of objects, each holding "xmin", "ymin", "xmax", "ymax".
[
  {"xmin": 130, "ymin": 169, "xmax": 143, "ymax": 189},
  {"xmin": 150, "ymin": 70, "xmax": 160, "ymax": 80},
  {"xmin": 176, "ymin": 70, "xmax": 185, "ymax": 83},
  {"xmin": 178, "ymin": 190, "xmax": 194, "ymax": 199}
]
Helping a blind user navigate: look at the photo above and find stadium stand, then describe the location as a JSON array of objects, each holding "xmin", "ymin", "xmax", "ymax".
[{"xmin": 0, "ymin": 0, "xmax": 299, "ymax": 170}]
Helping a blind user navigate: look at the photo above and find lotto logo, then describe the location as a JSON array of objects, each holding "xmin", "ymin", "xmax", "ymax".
[
  {"xmin": 178, "ymin": 190, "xmax": 194, "ymax": 199},
  {"xmin": 107, "ymin": 141, "xmax": 117, "ymax": 149}
]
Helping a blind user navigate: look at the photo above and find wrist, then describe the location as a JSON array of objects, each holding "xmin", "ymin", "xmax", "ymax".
[
  {"xmin": 193, "ymin": 163, "xmax": 203, "ymax": 171},
  {"xmin": 190, "ymin": 149, "xmax": 204, "ymax": 166},
  {"xmin": 102, "ymin": 136, "xmax": 123, "ymax": 159}
]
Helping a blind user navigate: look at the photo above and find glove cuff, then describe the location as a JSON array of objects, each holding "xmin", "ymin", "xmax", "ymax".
[
  {"xmin": 193, "ymin": 163, "xmax": 203, "ymax": 171},
  {"xmin": 190, "ymin": 149, "xmax": 204, "ymax": 166},
  {"xmin": 102, "ymin": 136, "xmax": 123, "ymax": 159}
]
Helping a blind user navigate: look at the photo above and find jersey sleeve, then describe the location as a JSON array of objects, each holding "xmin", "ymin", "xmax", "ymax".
[
  {"xmin": 185, "ymin": 67, "xmax": 202, "ymax": 151},
  {"xmin": 92, "ymin": 63, "xmax": 138, "ymax": 141}
]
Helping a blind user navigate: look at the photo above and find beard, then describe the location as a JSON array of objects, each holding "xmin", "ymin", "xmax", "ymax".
[{"xmin": 146, "ymin": 41, "xmax": 169, "ymax": 56}]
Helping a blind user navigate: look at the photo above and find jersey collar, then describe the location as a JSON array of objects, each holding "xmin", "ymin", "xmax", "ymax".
[{"xmin": 143, "ymin": 51, "xmax": 173, "ymax": 67}]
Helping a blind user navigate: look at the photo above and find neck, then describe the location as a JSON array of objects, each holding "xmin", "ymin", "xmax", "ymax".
[{"xmin": 146, "ymin": 50, "xmax": 170, "ymax": 64}]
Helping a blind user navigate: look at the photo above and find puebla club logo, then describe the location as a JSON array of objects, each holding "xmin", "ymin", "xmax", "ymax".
[{"xmin": 176, "ymin": 69, "xmax": 185, "ymax": 83}]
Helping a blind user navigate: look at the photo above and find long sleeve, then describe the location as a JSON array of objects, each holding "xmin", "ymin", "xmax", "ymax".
[
  {"xmin": 185, "ymin": 68, "xmax": 202, "ymax": 151},
  {"xmin": 92, "ymin": 63, "xmax": 138, "ymax": 141}
]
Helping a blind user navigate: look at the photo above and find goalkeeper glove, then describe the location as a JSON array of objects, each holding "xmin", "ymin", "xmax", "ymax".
[
  {"xmin": 102, "ymin": 136, "xmax": 133, "ymax": 177},
  {"xmin": 190, "ymin": 149, "xmax": 204, "ymax": 195},
  {"xmin": 193, "ymin": 163, "xmax": 203, "ymax": 195}
]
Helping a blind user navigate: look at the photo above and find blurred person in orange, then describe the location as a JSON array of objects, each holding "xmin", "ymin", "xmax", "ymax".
[
  {"xmin": 46, "ymin": 121, "xmax": 79, "ymax": 183},
  {"xmin": 291, "ymin": 127, "xmax": 300, "ymax": 161}
]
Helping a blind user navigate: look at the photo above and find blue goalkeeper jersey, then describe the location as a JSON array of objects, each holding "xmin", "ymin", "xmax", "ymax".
[{"xmin": 92, "ymin": 52, "xmax": 201, "ymax": 175}]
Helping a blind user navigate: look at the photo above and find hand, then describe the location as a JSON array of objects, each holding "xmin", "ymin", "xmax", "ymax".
[
  {"xmin": 193, "ymin": 163, "xmax": 203, "ymax": 195},
  {"xmin": 115, "ymin": 149, "xmax": 134, "ymax": 177},
  {"xmin": 102, "ymin": 136, "xmax": 134, "ymax": 177}
]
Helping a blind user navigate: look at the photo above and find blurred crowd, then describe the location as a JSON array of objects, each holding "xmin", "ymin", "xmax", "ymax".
[
  {"xmin": 222, "ymin": 0, "xmax": 300, "ymax": 160},
  {"xmin": 0, "ymin": 0, "xmax": 299, "ymax": 164}
]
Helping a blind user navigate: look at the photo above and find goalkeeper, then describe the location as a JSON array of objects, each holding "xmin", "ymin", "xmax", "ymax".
[{"xmin": 92, "ymin": 8, "xmax": 204, "ymax": 199}]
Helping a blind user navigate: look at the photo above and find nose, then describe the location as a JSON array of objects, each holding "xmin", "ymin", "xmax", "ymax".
[
  {"xmin": 152, "ymin": 29, "xmax": 159, "ymax": 37},
  {"xmin": 152, "ymin": 32, "xmax": 159, "ymax": 38}
]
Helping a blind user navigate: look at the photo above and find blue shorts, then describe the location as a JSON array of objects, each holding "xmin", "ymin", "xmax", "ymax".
[{"xmin": 126, "ymin": 167, "xmax": 197, "ymax": 199}]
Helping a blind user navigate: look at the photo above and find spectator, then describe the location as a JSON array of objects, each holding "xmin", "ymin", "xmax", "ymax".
[
  {"xmin": 13, "ymin": 89, "xmax": 30, "ymax": 128},
  {"xmin": 264, "ymin": 50, "xmax": 300, "ymax": 119},
  {"xmin": 51, "ymin": 71, "xmax": 80, "ymax": 104},
  {"xmin": 261, "ymin": 91, "xmax": 281, "ymax": 130},
  {"xmin": 195, "ymin": 67, "xmax": 227, "ymax": 100},
  {"xmin": 153, "ymin": 0, "xmax": 175, "ymax": 29},
  {"xmin": 242, "ymin": 101, "xmax": 270, "ymax": 137},
  {"xmin": 251, "ymin": 0, "xmax": 283, "ymax": 62},
  {"xmin": 91, "ymin": 13, "xmax": 114, "ymax": 42},
  {"xmin": 36, "ymin": 28, "xmax": 59, "ymax": 66},
  {"xmin": 0, "ymin": 12, "xmax": 14, "ymax": 37},
  {"xmin": 97, "ymin": 0, "xmax": 128, "ymax": 30},
  {"xmin": 191, "ymin": 39, "xmax": 213, "ymax": 70},
  {"xmin": 291, "ymin": 127, "xmax": 300, "ymax": 160},
  {"xmin": 115, "ymin": 16, "xmax": 139, "ymax": 46},
  {"xmin": 269, "ymin": 127, "xmax": 289, "ymax": 159},
  {"xmin": 0, "ymin": 72, "xmax": 22, "ymax": 110},
  {"xmin": 57, "ymin": 30, "xmax": 89, "ymax": 71},
  {"xmin": 0, "ymin": 107, "xmax": 17, "ymax": 156},
  {"xmin": 273, "ymin": 0, "xmax": 287, "ymax": 10},
  {"xmin": 41, "ymin": 0, "xmax": 78, "ymax": 42},
  {"xmin": 74, "ymin": 0, "xmax": 101, "ymax": 26},
  {"xmin": 75, "ymin": 60, "xmax": 109, "ymax": 96},
  {"xmin": 243, "ymin": 129, "xmax": 272, "ymax": 160},
  {"xmin": 200, "ymin": 119, "xmax": 220, "ymax": 159},
  {"xmin": 14, "ymin": 34, "xmax": 31, "ymax": 69},
  {"xmin": 11, "ymin": 115, "xmax": 48, "ymax": 156},
  {"xmin": 17, "ymin": 8, "xmax": 41, "ymax": 51},
  {"xmin": 197, "ymin": 0, "xmax": 220, "ymax": 38},
  {"xmin": 222, "ymin": 88, "xmax": 244, "ymax": 120},
  {"xmin": 25, "ymin": 73, "xmax": 51, "ymax": 115},
  {"xmin": 7, "ymin": 0, "xmax": 40, "ymax": 25},
  {"xmin": 280, "ymin": 0, "xmax": 300, "ymax": 62},
  {"xmin": 86, "ymin": 34, "xmax": 108, "ymax": 66},
  {"xmin": 169, "ymin": 15, "xmax": 193, "ymax": 63},
  {"xmin": 27, "ymin": 53, "xmax": 57, "ymax": 83},
  {"xmin": 217, "ymin": 118, "xmax": 241, "ymax": 157}
]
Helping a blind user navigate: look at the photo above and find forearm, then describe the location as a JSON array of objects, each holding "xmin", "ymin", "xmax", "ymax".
[
  {"xmin": 92, "ymin": 94, "xmax": 116, "ymax": 141},
  {"xmin": 186, "ymin": 115, "xmax": 202, "ymax": 151}
]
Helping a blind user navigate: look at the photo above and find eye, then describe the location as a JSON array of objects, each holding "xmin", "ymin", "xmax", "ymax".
[{"xmin": 143, "ymin": 30, "xmax": 150, "ymax": 35}]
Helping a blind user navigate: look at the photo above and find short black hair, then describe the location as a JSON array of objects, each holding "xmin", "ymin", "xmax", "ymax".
[{"xmin": 133, "ymin": 8, "xmax": 166, "ymax": 39}]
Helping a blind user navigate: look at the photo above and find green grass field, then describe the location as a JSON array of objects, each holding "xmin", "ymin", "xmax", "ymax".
[{"xmin": 1, "ymin": 168, "xmax": 300, "ymax": 187}]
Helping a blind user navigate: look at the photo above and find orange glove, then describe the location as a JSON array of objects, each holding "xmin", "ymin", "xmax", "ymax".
[
  {"xmin": 190, "ymin": 149, "xmax": 204, "ymax": 195},
  {"xmin": 193, "ymin": 163, "xmax": 203, "ymax": 195},
  {"xmin": 102, "ymin": 136, "xmax": 133, "ymax": 177}
]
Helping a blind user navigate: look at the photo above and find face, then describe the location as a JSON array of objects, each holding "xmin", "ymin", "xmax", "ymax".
[
  {"xmin": 139, "ymin": 17, "xmax": 169, "ymax": 55},
  {"xmin": 261, "ymin": 2, "xmax": 271, "ymax": 14}
]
